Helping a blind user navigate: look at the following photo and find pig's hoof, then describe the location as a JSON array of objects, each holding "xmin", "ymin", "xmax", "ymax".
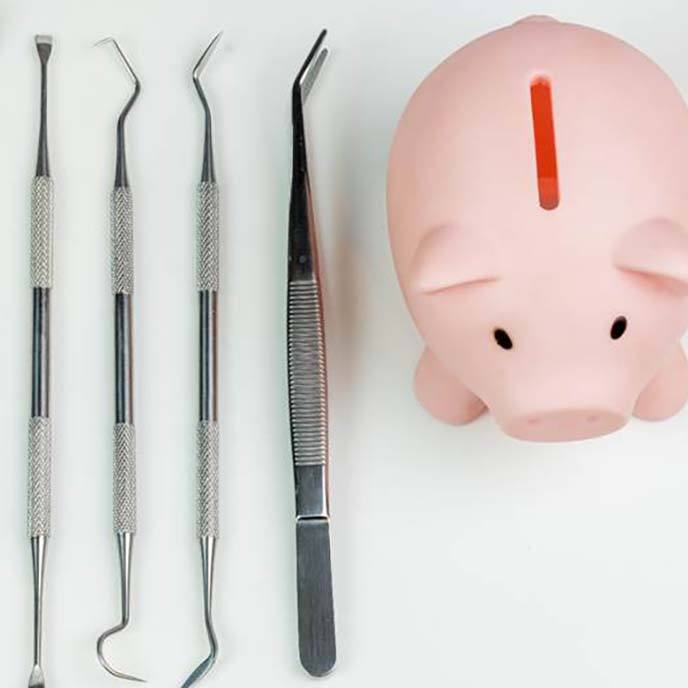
[
  {"xmin": 634, "ymin": 347, "xmax": 688, "ymax": 421},
  {"xmin": 634, "ymin": 386, "xmax": 688, "ymax": 421},
  {"xmin": 414, "ymin": 353, "xmax": 486, "ymax": 425},
  {"xmin": 416, "ymin": 391, "xmax": 487, "ymax": 425}
]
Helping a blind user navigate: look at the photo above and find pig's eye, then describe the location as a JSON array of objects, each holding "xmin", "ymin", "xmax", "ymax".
[
  {"xmin": 610, "ymin": 316, "xmax": 627, "ymax": 340},
  {"xmin": 494, "ymin": 328, "xmax": 513, "ymax": 350}
]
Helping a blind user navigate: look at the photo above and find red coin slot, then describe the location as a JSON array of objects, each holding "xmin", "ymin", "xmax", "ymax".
[{"xmin": 530, "ymin": 77, "xmax": 559, "ymax": 210}]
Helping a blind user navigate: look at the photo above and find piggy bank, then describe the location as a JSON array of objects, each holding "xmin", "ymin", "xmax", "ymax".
[{"xmin": 387, "ymin": 16, "xmax": 688, "ymax": 441}]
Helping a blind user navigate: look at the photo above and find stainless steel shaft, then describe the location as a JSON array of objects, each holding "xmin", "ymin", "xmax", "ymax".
[
  {"xmin": 111, "ymin": 186, "xmax": 136, "ymax": 535},
  {"xmin": 180, "ymin": 179, "xmax": 220, "ymax": 688},
  {"xmin": 197, "ymin": 180, "xmax": 219, "ymax": 539},
  {"xmin": 28, "ymin": 175, "xmax": 53, "ymax": 688},
  {"xmin": 28, "ymin": 35, "xmax": 53, "ymax": 688},
  {"xmin": 179, "ymin": 181, "xmax": 220, "ymax": 688},
  {"xmin": 28, "ymin": 176, "xmax": 54, "ymax": 539}
]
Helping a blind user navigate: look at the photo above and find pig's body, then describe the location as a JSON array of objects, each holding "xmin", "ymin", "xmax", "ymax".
[{"xmin": 387, "ymin": 17, "xmax": 688, "ymax": 441}]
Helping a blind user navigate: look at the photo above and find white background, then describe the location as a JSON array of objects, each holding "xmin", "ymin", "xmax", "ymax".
[{"xmin": 1, "ymin": 0, "xmax": 687, "ymax": 686}]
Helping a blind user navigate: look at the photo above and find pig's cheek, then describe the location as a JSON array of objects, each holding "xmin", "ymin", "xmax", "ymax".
[
  {"xmin": 622, "ymin": 284, "xmax": 688, "ymax": 377},
  {"xmin": 408, "ymin": 292, "xmax": 499, "ymax": 379},
  {"xmin": 409, "ymin": 295, "xmax": 471, "ymax": 364}
]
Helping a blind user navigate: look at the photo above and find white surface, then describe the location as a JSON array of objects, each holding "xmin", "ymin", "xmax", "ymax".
[{"xmin": 1, "ymin": 0, "xmax": 688, "ymax": 686}]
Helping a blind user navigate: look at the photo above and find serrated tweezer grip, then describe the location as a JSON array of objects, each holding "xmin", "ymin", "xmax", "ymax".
[{"xmin": 287, "ymin": 280, "xmax": 328, "ymax": 467}]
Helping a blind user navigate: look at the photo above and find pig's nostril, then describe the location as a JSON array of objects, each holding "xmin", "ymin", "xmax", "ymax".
[
  {"xmin": 586, "ymin": 414, "xmax": 599, "ymax": 423},
  {"xmin": 493, "ymin": 328, "xmax": 514, "ymax": 350},
  {"xmin": 527, "ymin": 417, "xmax": 541, "ymax": 426},
  {"xmin": 610, "ymin": 316, "xmax": 627, "ymax": 340}
]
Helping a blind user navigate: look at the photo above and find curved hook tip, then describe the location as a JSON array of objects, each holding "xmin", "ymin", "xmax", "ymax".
[
  {"xmin": 179, "ymin": 619, "xmax": 218, "ymax": 687},
  {"xmin": 95, "ymin": 36, "xmax": 140, "ymax": 89},
  {"xmin": 179, "ymin": 650, "xmax": 217, "ymax": 688},
  {"xmin": 97, "ymin": 625, "xmax": 147, "ymax": 683}
]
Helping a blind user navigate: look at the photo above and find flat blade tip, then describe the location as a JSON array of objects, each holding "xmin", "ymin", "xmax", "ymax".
[
  {"xmin": 35, "ymin": 34, "xmax": 52, "ymax": 61},
  {"xmin": 28, "ymin": 663, "xmax": 45, "ymax": 688}
]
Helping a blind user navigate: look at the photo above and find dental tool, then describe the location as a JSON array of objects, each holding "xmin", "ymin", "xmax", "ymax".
[
  {"xmin": 95, "ymin": 37, "xmax": 144, "ymax": 684},
  {"xmin": 179, "ymin": 31, "xmax": 223, "ymax": 688},
  {"xmin": 27, "ymin": 33, "xmax": 54, "ymax": 688},
  {"xmin": 286, "ymin": 29, "xmax": 336, "ymax": 678}
]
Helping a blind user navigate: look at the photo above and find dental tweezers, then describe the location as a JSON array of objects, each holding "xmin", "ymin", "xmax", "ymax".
[
  {"xmin": 27, "ymin": 34, "xmax": 54, "ymax": 688},
  {"xmin": 286, "ymin": 29, "xmax": 336, "ymax": 678}
]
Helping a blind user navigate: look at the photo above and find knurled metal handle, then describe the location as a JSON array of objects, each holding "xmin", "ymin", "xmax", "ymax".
[
  {"xmin": 287, "ymin": 280, "xmax": 328, "ymax": 466},
  {"xmin": 111, "ymin": 187, "xmax": 134, "ymax": 294},
  {"xmin": 197, "ymin": 181, "xmax": 219, "ymax": 291},
  {"xmin": 197, "ymin": 421, "xmax": 219, "ymax": 538},
  {"xmin": 28, "ymin": 417, "xmax": 52, "ymax": 537},
  {"xmin": 31, "ymin": 176, "xmax": 54, "ymax": 288},
  {"xmin": 113, "ymin": 422, "xmax": 136, "ymax": 534}
]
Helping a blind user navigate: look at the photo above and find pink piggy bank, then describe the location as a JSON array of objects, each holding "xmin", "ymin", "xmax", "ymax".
[{"xmin": 387, "ymin": 16, "xmax": 688, "ymax": 441}]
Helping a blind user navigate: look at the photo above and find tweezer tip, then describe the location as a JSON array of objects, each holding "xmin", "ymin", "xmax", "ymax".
[
  {"xmin": 307, "ymin": 28, "xmax": 328, "ymax": 64},
  {"xmin": 294, "ymin": 29, "xmax": 329, "ymax": 104},
  {"xmin": 35, "ymin": 34, "xmax": 53, "ymax": 45}
]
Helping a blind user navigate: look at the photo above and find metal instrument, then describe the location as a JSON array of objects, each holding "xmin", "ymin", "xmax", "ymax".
[
  {"xmin": 95, "ymin": 37, "xmax": 144, "ymax": 684},
  {"xmin": 27, "ymin": 33, "xmax": 54, "ymax": 688},
  {"xmin": 286, "ymin": 29, "xmax": 336, "ymax": 678},
  {"xmin": 179, "ymin": 32, "xmax": 222, "ymax": 688}
]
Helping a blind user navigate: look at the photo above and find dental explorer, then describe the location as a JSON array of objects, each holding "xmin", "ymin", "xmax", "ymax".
[
  {"xmin": 179, "ymin": 32, "xmax": 223, "ymax": 688},
  {"xmin": 27, "ymin": 33, "xmax": 54, "ymax": 688},
  {"xmin": 287, "ymin": 29, "xmax": 336, "ymax": 678},
  {"xmin": 95, "ymin": 37, "xmax": 144, "ymax": 684}
]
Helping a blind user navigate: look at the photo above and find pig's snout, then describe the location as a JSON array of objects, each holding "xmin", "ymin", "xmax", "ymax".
[{"xmin": 502, "ymin": 408, "xmax": 627, "ymax": 442}]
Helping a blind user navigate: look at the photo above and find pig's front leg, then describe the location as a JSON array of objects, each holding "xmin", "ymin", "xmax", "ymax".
[
  {"xmin": 414, "ymin": 348, "xmax": 486, "ymax": 424},
  {"xmin": 634, "ymin": 345, "xmax": 688, "ymax": 421}
]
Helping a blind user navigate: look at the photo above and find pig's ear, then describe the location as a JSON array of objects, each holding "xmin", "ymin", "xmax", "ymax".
[
  {"xmin": 614, "ymin": 219, "xmax": 688, "ymax": 294},
  {"xmin": 410, "ymin": 225, "xmax": 502, "ymax": 294}
]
